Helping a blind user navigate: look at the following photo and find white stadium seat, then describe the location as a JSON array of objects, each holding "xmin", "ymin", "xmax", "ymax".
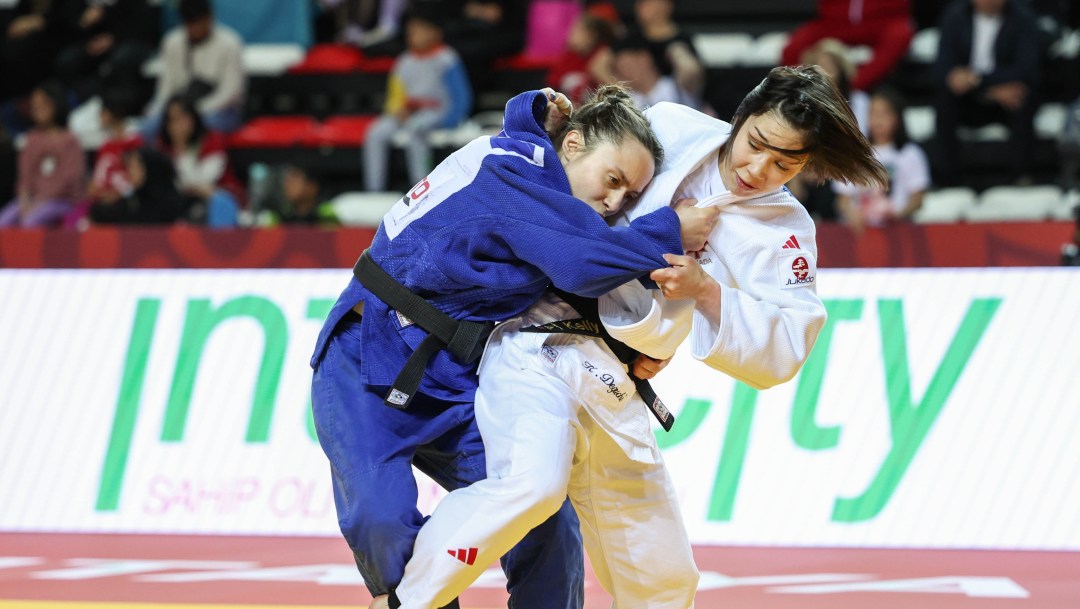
[
  {"xmin": 1035, "ymin": 103, "xmax": 1067, "ymax": 139},
  {"xmin": 744, "ymin": 32, "xmax": 789, "ymax": 67},
  {"xmin": 904, "ymin": 106, "xmax": 935, "ymax": 142},
  {"xmin": 965, "ymin": 185, "xmax": 1063, "ymax": 222},
  {"xmin": 331, "ymin": 191, "xmax": 403, "ymax": 227},
  {"xmin": 1050, "ymin": 189, "xmax": 1080, "ymax": 221},
  {"xmin": 908, "ymin": 28, "xmax": 940, "ymax": 64},
  {"xmin": 913, "ymin": 187, "xmax": 977, "ymax": 223},
  {"xmin": 693, "ymin": 33, "xmax": 753, "ymax": 68}
]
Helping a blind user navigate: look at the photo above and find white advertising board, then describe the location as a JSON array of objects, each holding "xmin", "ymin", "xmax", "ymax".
[{"xmin": 0, "ymin": 268, "xmax": 1077, "ymax": 549}]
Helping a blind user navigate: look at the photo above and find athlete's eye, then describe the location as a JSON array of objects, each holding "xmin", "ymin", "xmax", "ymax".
[{"xmin": 608, "ymin": 175, "xmax": 619, "ymax": 186}]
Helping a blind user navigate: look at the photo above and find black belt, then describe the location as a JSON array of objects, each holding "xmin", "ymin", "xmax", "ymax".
[
  {"xmin": 522, "ymin": 289, "xmax": 674, "ymax": 432},
  {"xmin": 352, "ymin": 249, "xmax": 495, "ymax": 410}
]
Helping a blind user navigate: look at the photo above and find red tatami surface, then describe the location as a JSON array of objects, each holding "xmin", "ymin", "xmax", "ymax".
[{"xmin": 1, "ymin": 533, "xmax": 1078, "ymax": 609}]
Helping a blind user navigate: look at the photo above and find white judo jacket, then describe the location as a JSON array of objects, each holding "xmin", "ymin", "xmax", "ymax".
[{"xmin": 600, "ymin": 102, "xmax": 828, "ymax": 390}]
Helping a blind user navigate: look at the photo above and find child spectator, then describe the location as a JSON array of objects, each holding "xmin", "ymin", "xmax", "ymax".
[
  {"xmin": 156, "ymin": 95, "xmax": 245, "ymax": 227},
  {"xmin": 259, "ymin": 163, "xmax": 340, "ymax": 227},
  {"xmin": 362, "ymin": 6, "xmax": 471, "ymax": 192},
  {"xmin": 835, "ymin": 87, "xmax": 931, "ymax": 234},
  {"xmin": 546, "ymin": 12, "xmax": 617, "ymax": 106},
  {"xmin": 88, "ymin": 93, "xmax": 143, "ymax": 209},
  {"xmin": 88, "ymin": 147, "xmax": 184, "ymax": 225},
  {"xmin": 0, "ymin": 82, "xmax": 85, "ymax": 227}
]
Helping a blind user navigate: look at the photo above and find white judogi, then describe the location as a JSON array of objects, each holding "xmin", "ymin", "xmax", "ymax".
[
  {"xmin": 603, "ymin": 102, "xmax": 827, "ymax": 389},
  {"xmin": 394, "ymin": 103, "xmax": 826, "ymax": 609}
]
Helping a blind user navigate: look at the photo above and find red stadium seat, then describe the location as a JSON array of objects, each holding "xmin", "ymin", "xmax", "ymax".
[
  {"xmin": 228, "ymin": 116, "xmax": 319, "ymax": 148},
  {"xmin": 305, "ymin": 115, "xmax": 379, "ymax": 147},
  {"xmin": 493, "ymin": 53, "xmax": 557, "ymax": 72},
  {"xmin": 288, "ymin": 44, "xmax": 366, "ymax": 74}
]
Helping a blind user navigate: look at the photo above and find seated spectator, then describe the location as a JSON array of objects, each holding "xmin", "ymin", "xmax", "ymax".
[
  {"xmin": 0, "ymin": 125, "xmax": 14, "ymax": 205},
  {"xmin": 624, "ymin": 0, "xmax": 705, "ymax": 109},
  {"xmin": 140, "ymin": 0, "xmax": 245, "ymax": 139},
  {"xmin": 155, "ymin": 95, "xmax": 245, "ymax": 228},
  {"xmin": 0, "ymin": 0, "xmax": 77, "ymax": 105},
  {"xmin": 835, "ymin": 87, "xmax": 931, "ymax": 234},
  {"xmin": 0, "ymin": 82, "xmax": 85, "ymax": 228},
  {"xmin": 88, "ymin": 147, "xmax": 184, "ymax": 225},
  {"xmin": 88, "ymin": 93, "xmax": 144, "ymax": 208},
  {"xmin": 546, "ymin": 12, "xmax": 617, "ymax": 106},
  {"xmin": 788, "ymin": 38, "xmax": 868, "ymax": 219},
  {"xmin": 442, "ymin": 0, "xmax": 527, "ymax": 92},
  {"xmin": 933, "ymin": 0, "xmax": 1043, "ymax": 184},
  {"xmin": 319, "ymin": 0, "xmax": 407, "ymax": 48},
  {"xmin": 363, "ymin": 6, "xmax": 471, "ymax": 192},
  {"xmin": 612, "ymin": 32, "xmax": 691, "ymax": 109},
  {"xmin": 258, "ymin": 163, "xmax": 340, "ymax": 227},
  {"xmin": 800, "ymin": 38, "xmax": 870, "ymax": 133},
  {"xmin": 781, "ymin": 0, "xmax": 915, "ymax": 93},
  {"xmin": 63, "ymin": 91, "xmax": 145, "ymax": 228},
  {"xmin": 54, "ymin": 0, "xmax": 159, "ymax": 105}
]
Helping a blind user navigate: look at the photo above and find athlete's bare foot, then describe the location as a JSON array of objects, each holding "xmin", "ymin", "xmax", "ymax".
[{"xmin": 369, "ymin": 594, "xmax": 389, "ymax": 609}]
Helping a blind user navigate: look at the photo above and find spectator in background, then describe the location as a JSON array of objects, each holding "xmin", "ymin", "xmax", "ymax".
[
  {"xmin": 625, "ymin": 0, "xmax": 705, "ymax": 110},
  {"xmin": 612, "ymin": 31, "xmax": 692, "ymax": 109},
  {"xmin": 88, "ymin": 147, "xmax": 184, "ymax": 225},
  {"xmin": 0, "ymin": 0, "xmax": 78, "ymax": 104},
  {"xmin": 63, "ymin": 90, "xmax": 144, "ymax": 228},
  {"xmin": 141, "ymin": 0, "xmax": 245, "ymax": 139},
  {"xmin": 835, "ymin": 87, "xmax": 930, "ymax": 234},
  {"xmin": 933, "ymin": 0, "xmax": 1043, "ymax": 184},
  {"xmin": 787, "ymin": 38, "xmax": 868, "ymax": 220},
  {"xmin": 260, "ymin": 163, "xmax": 340, "ymax": 227},
  {"xmin": 0, "ymin": 125, "xmax": 14, "ymax": 206},
  {"xmin": 800, "ymin": 38, "xmax": 870, "ymax": 133},
  {"xmin": 781, "ymin": 0, "xmax": 915, "ymax": 93},
  {"xmin": 54, "ymin": 0, "xmax": 158, "ymax": 105},
  {"xmin": 0, "ymin": 82, "xmax": 85, "ymax": 228},
  {"xmin": 442, "ymin": 0, "xmax": 527, "ymax": 92},
  {"xmin": 156, "ymin": 95, "xmax": 245, "ymax": 227},
  {"xmin": 546, "ymin": 12, "xmax": 617, "ymax": 106},
  {"xmin": 319, "ymin": 0, "xmax": 407, "ymax": 48},
  {"xmin": 362, "ymin": 6, "xmax": 471, "ymax": 192}
]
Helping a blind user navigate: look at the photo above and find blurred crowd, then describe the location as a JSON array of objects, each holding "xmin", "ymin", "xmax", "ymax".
[{"xmin": 0, "ymin": 0, "xmax": 1077, "ymax": 234}]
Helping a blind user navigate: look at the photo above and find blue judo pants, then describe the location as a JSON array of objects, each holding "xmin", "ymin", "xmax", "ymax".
[{"xmin": 311, "ymin": 314, "xmax": 585, "ymax": 608}]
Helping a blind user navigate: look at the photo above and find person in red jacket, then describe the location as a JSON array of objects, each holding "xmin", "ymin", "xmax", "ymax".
[{"xmin": 781, "ymin": 0, "xmax": 915, "ymax": 92}]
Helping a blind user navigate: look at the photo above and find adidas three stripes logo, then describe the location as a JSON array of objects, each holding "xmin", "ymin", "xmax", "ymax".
[{"xmin": 448, "ymin": 547, "xmax": 478, "ymax": 565}]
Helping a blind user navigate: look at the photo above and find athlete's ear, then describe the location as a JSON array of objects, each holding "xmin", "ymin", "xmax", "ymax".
[{"xmin": 561, "ymin": 129, "xmax": 584, "ymax": 160}]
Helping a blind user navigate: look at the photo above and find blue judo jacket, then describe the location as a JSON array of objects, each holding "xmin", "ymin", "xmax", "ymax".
[{"xmin": 311, "ymin": 90, "xmax": 683, "ymax": 401}]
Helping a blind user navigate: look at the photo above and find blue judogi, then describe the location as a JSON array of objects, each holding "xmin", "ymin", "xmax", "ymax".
[{"xmin": 311, "ymin": 90, "xmax": 682, "ymax": 606}]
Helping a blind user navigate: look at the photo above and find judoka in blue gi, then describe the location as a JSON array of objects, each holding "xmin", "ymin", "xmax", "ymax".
[{"xmin": 309, "ymin": 87, "xmax": 716, "ymax": 609}]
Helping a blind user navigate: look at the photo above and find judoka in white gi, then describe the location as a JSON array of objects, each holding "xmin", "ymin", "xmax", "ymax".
[{"xmin": 383, "ymin": 66, "xmax": 890, "ymax": 609}]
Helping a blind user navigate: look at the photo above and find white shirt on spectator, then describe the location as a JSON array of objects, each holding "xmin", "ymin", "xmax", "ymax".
[
  {"xmin": 971, "ymin": 13, "xmax": 1003, "ymax": 75},
  {"xmin": 833, "ymin": 141, "xmax": 930, "ymax": 225},
  {"xmin": 148, "ymin": 24, "xmax": 246, "ymax": 116},
  {"xmin": 629, "ymin": 76, "xmax": 690, "ymax": 110}
]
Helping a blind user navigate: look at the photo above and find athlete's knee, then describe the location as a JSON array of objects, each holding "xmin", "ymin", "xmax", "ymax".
[
  {"xmin": 512, "ymin": 470, "xmax": 571, "ymax": 525},
  {"xmin": 337, "ymin": 480, "xmax": 418, "ymax": 553}
]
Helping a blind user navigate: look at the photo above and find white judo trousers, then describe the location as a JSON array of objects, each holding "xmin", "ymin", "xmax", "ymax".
[{"xmin": 394, "ymin": 294, "xmax": 698, "ymax": 609}]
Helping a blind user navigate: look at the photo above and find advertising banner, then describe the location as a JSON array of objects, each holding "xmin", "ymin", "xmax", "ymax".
[{"xmin": 1, "ymin": 268, "xmax": 1077, "ymax": 549}]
